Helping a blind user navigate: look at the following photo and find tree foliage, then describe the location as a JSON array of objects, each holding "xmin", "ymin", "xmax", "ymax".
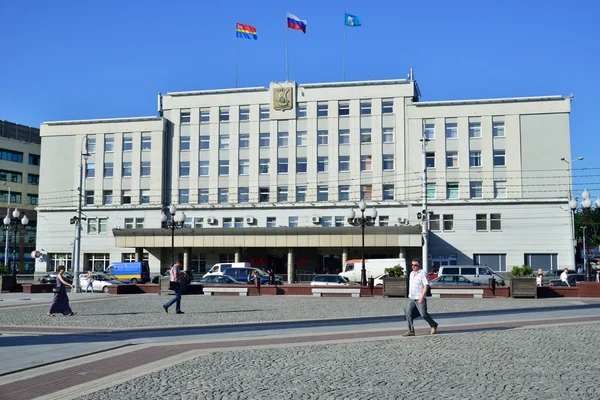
[{"xmin": 574, "ymin": 209, "xmax": 600, "ymax": 248}]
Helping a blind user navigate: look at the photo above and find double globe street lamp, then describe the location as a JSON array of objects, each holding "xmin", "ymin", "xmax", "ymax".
[
  {"xmin": 347, "ymin": 200, "xmax": 378, "ymax": 287},
  {"xmin": 3, "ymin": 209, "xmax": 29, "ymax": 277},
  {"xmin": 160, "ymin": 204, "xmax": 186, "ymax": 266}
]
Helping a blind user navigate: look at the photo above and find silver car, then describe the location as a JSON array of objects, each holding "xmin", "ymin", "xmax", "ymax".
[{"xmin": 430, "ymin": 275, "xmax": 484, "ymax": 287}]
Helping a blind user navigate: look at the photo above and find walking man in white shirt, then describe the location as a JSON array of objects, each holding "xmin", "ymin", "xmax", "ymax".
[
  {"xmin": 402, "ymin": 259, "xmax": 438, "ymax": 337},
  {"xmin": 163, "ymin": 260, "xmax": 184, "ymax": 314}
]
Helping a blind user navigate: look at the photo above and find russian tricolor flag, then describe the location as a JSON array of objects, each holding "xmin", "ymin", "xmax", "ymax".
[{"xmin": 287, "ymin": 13, "xmax": 306, "ymax": 33}]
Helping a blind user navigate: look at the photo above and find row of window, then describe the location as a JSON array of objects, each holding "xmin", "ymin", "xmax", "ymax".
[
  {"xmin": 0, "ymin": 149, "xmax": 40, "ymax": 165},
  {"xmin": 423, "ymin": 118, "xmax": 505, "ymax": 140},
  {"xmin": 429, "ymin": 213, "xmax": 502, "ymax": 232},
  {"xmin": 0, "ymin": 191, "xmax": 39, "ymax": 205},
  {"xmin": 428, "ymin": 181, "xmax": 507, "ymax": 200},
  {"xmin": 181, "ymin": 100, "xmax": 395, "ymax": 124},
  {"xmin": 0, "ymin": 170, "xmax": 40, "ymax": 185},
  {"xmin": 427, "ymin": 150, "xmax": 506, "ymax": 168},
  {"xmin": 87, "ymin": 135, "xmax": 152, "ymax": 153}
]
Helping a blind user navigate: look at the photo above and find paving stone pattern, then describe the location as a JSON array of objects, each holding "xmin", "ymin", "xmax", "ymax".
[{"xmin": 75, "ymin": 323, "xmax": 600, "ymax": 400}]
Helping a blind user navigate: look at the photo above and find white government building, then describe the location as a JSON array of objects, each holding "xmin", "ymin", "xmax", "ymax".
[{"xmin": 35, "ymin": 74, "xmax": 574, "ymax": 279}]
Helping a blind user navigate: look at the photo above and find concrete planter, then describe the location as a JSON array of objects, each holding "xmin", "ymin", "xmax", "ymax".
[
  {"xmin": 0, "ymin": 275, "xmax": 16, "ymax": 292},
  {"xmin": 383, "ymin": 277, "xmax": 407, "ymax": 297},
  {"xmin": 511, "ymin": 277, "xmax": 537, "ymax": 298}
]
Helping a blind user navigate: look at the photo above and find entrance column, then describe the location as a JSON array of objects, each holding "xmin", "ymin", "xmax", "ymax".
[
  {"xmin": 234, "ymin": 248, "xmax": 241, "ymax": 263},
  {"xmin": 342, "ymin": 247, "xmax": 348, "ymax": 272},
  {"xmin": 398, "ymin": 247, "xmax": 406, "ymax": 260},
  {"xmin": 183, "ymin": 248, "xmax": 192, "ymax": 270},
  {"xmin": 287, "ymin": 248, "xmax": 295, "ymax": 284},
  {"xmin": 135, "ymin": 248, "xmax": 144, "ymax": 262}
]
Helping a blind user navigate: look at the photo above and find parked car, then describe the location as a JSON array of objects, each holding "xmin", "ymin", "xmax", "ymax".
[
  {"xmin": 222, "ymin": 267, "xmax": 283, "ymax": 285},
  {"xmin": 78, "ymin": 273, "xmax": 123, "ymax": 293},
  {"xmin": 430, "ymin": 275, "xmax": 484, "ymax": 287},
  {"xmin": 548, "ymin": 273, "xmax": 586, "ymax": 287},
  {"xmin": 428, "ymin": 267, "xmax": 440, "ymax": 281},
  {"xmin": 438, "ymin": 266, "xmax": 505, "ymax": 286},
  {"xmin": 193, "ymin": 274, "xmax": 245, "ymax": 285},
  {"xmin": 40, "ymin": 272, "xmax": 73, "ymax": 285},
  {"xmin": 311, "ymin": 275, "xmax": 360, "ymax": 286},
  {"xmin": 373, "ymin": 273, "xmax": 387, "ymax": 286}
]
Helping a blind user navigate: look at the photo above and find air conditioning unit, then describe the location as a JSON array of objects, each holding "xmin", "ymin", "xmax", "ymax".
[
  {"xmin": 206, "ymin": 217, "xmax": 216, "ymax": 225},
  {"xmin": 311, "ymin": 216, "xmax": 321, "ymax": 224},
  {"xmin": 245, "ymin": 216, "xmax": 255, "ymax": 225}
]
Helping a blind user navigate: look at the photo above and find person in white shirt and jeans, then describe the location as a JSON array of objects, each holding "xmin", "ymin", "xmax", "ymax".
[
  {"xmin": 560, "ymin": 268, "xmax": 570, "ymax": 287},
  {"xmin": 163, "ymin": 260, "xmax": 185, "ymax": 314},
  {"xmin": 402, "ymin": 259, "xmax": 438, "ymax": 337}
]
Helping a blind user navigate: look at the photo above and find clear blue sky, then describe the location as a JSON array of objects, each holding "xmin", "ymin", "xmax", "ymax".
[{"xmin": 1, "ymin": 0, "xmax": 598, "ymax": 188}]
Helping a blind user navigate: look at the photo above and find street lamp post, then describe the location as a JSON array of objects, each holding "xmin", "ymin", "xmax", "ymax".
[
  {"xmin": 347, "ymin": 199, "xmax": 378, "ymax": 286},
  {"xmin": 160, "ymin": 204, "xmax": 186, "ymax": 266},
  {"xmin": 72, "ymin": 136, "xmax": 90, "ymax": 293},
  {"xmin": 3, "ymin": 209, "xmax": 29, "ymax": 277},
  {"xmin": 580, "ymin": 189, "xmax": 600, "ymax": 282}
]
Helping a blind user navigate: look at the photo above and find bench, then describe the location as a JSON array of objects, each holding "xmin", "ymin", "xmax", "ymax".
[
  {"xmin": 203, "ymin": 286, "xmax": 250, "ymax": 296},
  {"xmin": 312, "ymin": 287, "xmax": 361, "ymax": 297},
  {"xmin": 430, "ymin": 288, "xmax": 484, "ymax": 298}
]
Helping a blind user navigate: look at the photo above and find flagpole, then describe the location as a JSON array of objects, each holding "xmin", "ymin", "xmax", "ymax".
[
  {"xmin": 235, "ymin": 31, "xmax": 239, "ymax": 88},
  {"xmin": 286, "ymin": 14, "xmax": 289, "ymax": 82},
  {"xmin": 343, "ymin": 11, "xmax": 347, "ymax": 81}
]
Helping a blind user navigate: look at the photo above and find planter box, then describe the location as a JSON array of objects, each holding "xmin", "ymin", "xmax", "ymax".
[
  {"xmin": 383, "ymin": 277, "xmax": 407, "ymax": 297},
  {"xmin": 511, "ymin": 277, "xmax": 537, "ymax": 298},
  {"xmin": 0, "ymin": 275, "xmax": 16, "ymax": 292}
]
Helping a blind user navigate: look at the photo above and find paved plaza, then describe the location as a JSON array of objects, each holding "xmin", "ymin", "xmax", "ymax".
[{"xmin": 0, "ymin": 293, "xmax": 599, "ymax": 399}]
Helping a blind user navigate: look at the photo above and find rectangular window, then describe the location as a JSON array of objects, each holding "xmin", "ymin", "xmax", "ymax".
[
  {"xmin": 179, "ymin": 189, "xmax": 189, "ymax": 204},
  {"xmin": 338, "ymin": 185, "xmax": 350, "ymax": 201},
  {"xmin": 219, "ymin": 160, "xmax": 229, "ymax": 175},
  {"xmin": 317, "ymin": 130, "xmax": 328, "ymax": 145},
  {"xmin": 338, "ymin": 129, "xmax": 350, "ymax": 145},
  {"xmin": 238, "ymin": 188, "xmax": 249, "ymax": 203},
  {"xmin": 278, "ymin": 132, "xmax": 289, "ymax": 147},
  {"xmin": 296, "ymin": 186, "xmax": 306, "ymax": 202},
  {"xmin": 180, "ymin": 111, "xmax": 191, "ymax": 123},
  {"xmin": 383, "ymin": 184, "xmax": 394, "ymax": 200},
  {"xmin": 490, "ymin": 213, "xmax": 502, "ymax": 231},
  {"xmin": 360, "ymin": 101, "xmax": 372, "ymax": 115},
  {"xmin": 259, "ymin": 133, "xmax": 270, "ymax": 147},
  {"xmin": 289, "ymin": 216, "xmax": 299, "ymax": 227},
  {"xmin": 104, "ymin": 136, "xmax": 114, "ymax": 152},
  {"xmin": 469, "ymin": 122, "xmax": 482, "ymax": 138},
  {"xmin": 239, "ymin": 159, "xmax": 250, "ymax": 175},
  {"xmin": 219, "ymin": 135, "xmax": 230, "ymax": 150},
  {"xmin": 138, "ymin": 161, "xmax": 149, "ymax": 177},
  {"xmin": 476, "ymin": 214, "xmax": 487, "ymax": 231},
  {"xmin": 180, "ymin": 161, "xmax": 190, "ymax": 177},
  {"xmin": 317, "ymin": 102, "xmax": 328, "ymax": 117},
  {"xmin": 296, "ymin": 131, "xmax": 307, "ymax": 146},
  {"xmin": 443, "ymin": 214, "xmax": 454, "ymax": 231},
  {"xmin": 259, "ymin": 187, "xmax": 270, "ymax": 203},
  {"xmin": 180, "ymin": 136, "xmax": 191, "ymax": 151},
  {"xmin": 123, "ymin": 137, "xmax": 133, "ymax": 151},
  {"xmin": 85, "ymin": 190, "xmax": 94, "ymax": 205},
  {"xmin": 297, "ymin": 157, "xmax": 307, "ymax": 173},
  {"xmin": 219, "ymin": 108, "xmax": 230, "ymax": 122},
  {"xmin": 0, "ymin": 191, "xmax": 21, "ymax": 203},
  {"xmin": 86, "ymin": 163, "xmax": 96, "ymax": 178},
  {"xmin": 379, "ymin": 216, "xmax": 389, "ymax": 227},
  {"xmin": 445, "ymin": 122, "xmax": 458, "ymax": 139},
  {"xmin": 27, "ymin": 174, "xmax": 39, "ymax": 185},
  {"xmin": 87, "ymin": 138, "xmax": 96, "ymax": 153},
  {"xmin": 382, "ymin": 154, "xmax": 394, "ymax": 171},
  {"xmin": 199, "ymin": 161, "xmax": 209, "ymax": 176},
  {"xmin": 494, "ymin": 181, "xmax": 507, "ymax": 198},
  {"xmin": 339, "ymin": 156, "xmax": 350, "ymax": 172},
  {"xmin": 87, "ymin": 218, "xmax": 97, "ymax": 234},
  {"xmin": 222, "ymin": 218, "xmax": 232, "ymax": 228},
  {"xmin": 446, "ymin": 182, "xmax": 459, "ymax": 199},
  {"xmin": 360, "ymin": 185, "xmax": 373, "ymax": 200},
  {"xmin": 321, "ymin": 217, "xmax": 332, "ymax": 227},
  {"xmin": 27, "ymin": 194, "xmax": 38, "ymax": 205},
  {"xmin": 266, "ymin": 217, "xmax": 276, "ymax": 228},
  {"xmin": 360, "ymin": 155, "xmax": 372, "ymax": 171},
  {"xmin": 297, "ymin": 104, "xmax": 307, "ymax": 118},
  {"xmin": 424, "ymin": 123, "xmax": 435, "ymax": 140},
  {"xmin": 198, "ymin": 189, "xmax": 209, "ymax": 204},
  {"xmin": 382, "ymin": 127, "xmax": 394, "ymax": 143},
  {"xmin": 474, "ymin": 254, "xmax": 507, "ymax": 272},
  {"xmin": 426, "ymin": 183, "xmax": 436, "ymax": 200},
  {"xmin": 493, "ymin": 150, "xmax": 506, "ymax": 166},
  {"xmin": 239, "ymin": 133, "xmax": 250, "ymax": 148},
  {"xmin": 218, "ymin": 188, "xmax": 229, "ymax": 203},
  {"xmin": 28, "ymin": 154, "xmax": 41, "ymax": 165},
  {"xmin": 317, "ymin": 186, "xmax": 329, "ymax": 202},
  {"xmin": 338, "ymin": 101, "xmax": 350, "ymax": 116},
  {"xmin": 446, "ymin": 151, "xmax": 458, "ymax": 168},
  {"xmin": 493, "ymin": 120, "xmax": 505, "ymax": 137},
  {"xmin": 259, "ymin": 159, "xmax": 269, "ymax": 174},
  {"xmin": 103, "ymin": 190, "xmax": 113, "ymax": 205},
  {"xmin": 104, "ymin": 162, "xmax": 113, "ymax": 178},
  {"xmin": 317, "ymin": 156, "xmax": 328, "ymax": 173},
  {"xmin": 278, "ymin": 158, "xmax": 289, "ymax": 174},
  {"xmin": 199, "ymin": 136, "xmax": 210, "ymax": 150},
  {"xmin": 98, "ymin": 218, "xmax": 108, "ymax": 234},
  {"xmin": 259, "ymin": 105, "xmax": 270, "ymax": 120},
  {"xmin": 122, "ymin": 162, "xmax": 132, "ymax": 177},
  {"xmin": 200, "ymin": 108, "xmax": 210, "ymax": 122},
  {"xmin": 430, "ymin": 214, "xmax": 440, "ymax": 231},
  {"xmin": 277, "ymin": 187, "xmax": 288, "ymax": 202},
  {"xmin": 234, "ymin": 217, "xmax": 243, "ymax": 228},
  {"xmin": 470, "ymin": 151, "xmax": 482, "ymax": 167},
  {"xmin": 140, "ymin": 189, "xmax": 150, "ymax": 204},
  {"xmin": 0, "ymin": 170, "xmax": 22, "ymax": 183},
  {"xmin": 239, "ymin": 106, "xmax": 250, "ymax": 121},
  {"xmin": 135, "ymin": 218, "xmax": 144, "ymax": 229},
  {"xmin": 360, "ymin": 128, "xmax": 371, "ymax": 144},
  {"xmin": 122, "ymin": 190, "xmax": 132, "ymax": 204},
  {"xmin": 0, "ymin": 149, "xmax": 23, "ymax": 162},
  {"xmin": 141, "ymin": 136, "xmax": 151, "ymax": 150},
  {"xmin": 470, "ymin": 181, "xmax": 483, "ymax": 199},
  {"xmin": 382, "ymin": 100, "xmax": 393, "ymax": 114}
]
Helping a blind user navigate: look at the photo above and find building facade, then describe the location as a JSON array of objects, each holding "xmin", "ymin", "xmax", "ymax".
[
  {"xmin": 35, "ymin": 77, "xmax": 573, "ymax": 279},
  {"xmin": 0, "ymin": 120, "xmax": 40, "ymax": 274}
]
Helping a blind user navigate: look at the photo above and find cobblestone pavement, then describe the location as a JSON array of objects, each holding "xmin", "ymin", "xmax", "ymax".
[
  {"xmin": 74, "ymin": 322, "xmax": 600, "ymax": 400},
  {"xmin": 0, "ymin": 294, "xmax": 593, "ymax": 329}
]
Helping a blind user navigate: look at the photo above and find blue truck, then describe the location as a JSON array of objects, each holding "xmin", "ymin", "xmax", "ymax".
[{"xmin": 105, "ymin": 262, "xmax": 150, "ymax": 284}]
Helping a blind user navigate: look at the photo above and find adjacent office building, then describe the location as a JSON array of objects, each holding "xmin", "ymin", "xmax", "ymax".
[{"xmin": 35, "ymin": 75, "xmax": 573, "ymax": 278}]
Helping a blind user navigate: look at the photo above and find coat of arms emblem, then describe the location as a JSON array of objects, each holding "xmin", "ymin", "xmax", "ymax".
[{"xmin": 272, "ymin": 87, "xmax": 293, "ymax": 111}]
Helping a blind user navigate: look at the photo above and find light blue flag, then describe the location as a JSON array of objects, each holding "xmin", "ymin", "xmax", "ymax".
[{"xmin": 345, "ymin": 12, "xmax": 361, "ymax": 27}]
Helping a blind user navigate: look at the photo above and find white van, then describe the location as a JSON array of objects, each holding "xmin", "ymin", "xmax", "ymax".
[
  {"xmin": 438, "ymin": 265, "xmax": 505, "ymax": 286},
  {"xmin": 339, "ymin": 258, "xmax": 407, "ymax": 283},
  {"xmin": 203, "ymin": 262, "xmax": 251, "ymax": 278}
]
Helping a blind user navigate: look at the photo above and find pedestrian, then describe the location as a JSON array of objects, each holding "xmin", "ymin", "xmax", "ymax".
[
  {"xmin": 560, "ymin": 268, "xmax": 570, "ymax": 287},
  {"xmin": 596, "ymin": 269, "xmax": 599, "ymax": 283},
  {"xmin": 536, "ymin": 268, "xmax": 543, "ymax": 287},
  {"xmin": 163, "ymin": 260, "xmax": 184, "ymax": 314},
  {"xmin": 47, "ymin": 265, "xmax": 76, "ymax": 317},
  {"xmin": 252, "ymin": 270, "xmax": 261, "ymax": 295},
  {"xmin": 268, "ymin": 268, "xmax": 275, "ymax": 285},
  {"xmin": 86, "ymin": 269, "xmax": 94, "ymax": 293},
  {"xmin": 402, "ymin": 259, "xmax": 438, "ymax": 337}
]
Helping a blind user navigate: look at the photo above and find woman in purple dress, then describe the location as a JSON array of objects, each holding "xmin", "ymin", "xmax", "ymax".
[{"xmin": 47, "ymin": 265, "xmax": 76, "ymax": 317}]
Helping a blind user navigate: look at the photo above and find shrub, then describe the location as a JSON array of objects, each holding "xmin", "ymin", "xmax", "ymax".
[
  {"xmin": 385, "ymin": 265, "xmax": 405, "ymax": 278},
  {"xmin": 0, "ymin": 263, "xmax": 8, "ymax": 276},
  {"xmin": 510, "ymin": 264, "xmax": 533, "ymax": 278}
]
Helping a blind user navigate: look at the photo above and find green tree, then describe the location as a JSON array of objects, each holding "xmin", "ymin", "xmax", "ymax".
[{"xmin": 574, "ymin": 209, "xmax": 600, "ymax": 249}]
